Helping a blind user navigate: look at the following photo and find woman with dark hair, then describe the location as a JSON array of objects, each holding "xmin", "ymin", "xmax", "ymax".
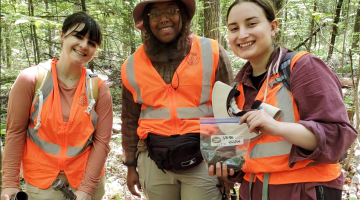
[
  {"xmin": 1, "ymin": 11, "xmax": 113, "ymax": 200},
  {"xmin": 208, "ymin": 0, "xmax": 357, "ymax": 199},
  {"xmin": 120, "ymin": 0, "xmax": 233, "ymax": 199}
]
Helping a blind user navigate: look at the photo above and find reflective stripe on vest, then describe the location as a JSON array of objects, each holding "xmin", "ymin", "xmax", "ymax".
[
  {"xmin": 125, "ymin": 36, "xmax": 215, "ymax": 120},
  {"xmin": 27, "ymin": 65, "xmax": 98, "ymax": 157},
  {"xmin": 249, "ymin": 83, "xmax": 293, "ymax": 159}
]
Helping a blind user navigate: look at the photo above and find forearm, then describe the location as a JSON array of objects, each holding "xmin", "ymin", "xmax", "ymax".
[
  {"xmin": 121, "ymin": 85, "xmax": 141, "ymax": 164},
  {"xmin": 122, "ymin": 132, "xmax": 140, "ymax": 164},
  {"xmin": 2, "ymin": 125, "xmax": 27, "ymax": 188},
  {"xmin": 276, "ymin": 122, "xmax": 318, "ymax": 151},
  {"xmin": 292, "ymin": 120, "xmax": 357, "ymax": 163},
  {"xmin": 78, "ymin": 83, "xmax": 112, "ymax": 194},
  {"xmin": 289, "ymin": 54, "xmax": 358, "ymax": 164},
  {"xmin": 77, "ymin": 143, "xmax": 109, "ymax": 194},
  {"xmin": 2, "ymin": 138, "xmax": 24, "ymax": 188}
]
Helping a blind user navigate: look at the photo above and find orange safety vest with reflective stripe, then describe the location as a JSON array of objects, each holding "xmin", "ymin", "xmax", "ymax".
[
  {"xmin": 235, "ymin": 52, "xmax": 341, "ymax": 184},
  {"xmin": 23, "ymin": 59, "xmax": 105, "ymax": 189},
  {"xmin": 121, "ymin": 35, "xmax": 219, "ymax": 138}
]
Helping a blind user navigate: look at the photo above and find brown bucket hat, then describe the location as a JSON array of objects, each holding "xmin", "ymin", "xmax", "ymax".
[{"xmin": 133, "ymin": 0, "xmax": 196, "ymax": 30}]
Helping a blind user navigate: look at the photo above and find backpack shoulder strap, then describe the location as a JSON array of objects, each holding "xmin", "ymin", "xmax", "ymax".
[
  {"xmin": 85, "ymin": 69, "xmax": 99, "ymax": 108},
  {"xmin": 33, "ymin": 60, "xmax": 52, "ymax": 103},
  {"xmin": 278, "ymin": 51, "xmax": 309, "ymax": 91},
  {"xmin": 32, "ymin": 59, "xmax": 52, "ymax": 130},
  {"xmin": 279, "ymin": 52, "xmax": 298, "ymax": 91}
]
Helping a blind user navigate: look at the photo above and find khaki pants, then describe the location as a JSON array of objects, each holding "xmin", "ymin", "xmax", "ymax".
[
  {"xmin": 25, "ymin": 174, "xmax": 105, "ymax": 200},
  {"xmin": 137, "ymin": 151, "xmax": 222, "ymax": 200}
]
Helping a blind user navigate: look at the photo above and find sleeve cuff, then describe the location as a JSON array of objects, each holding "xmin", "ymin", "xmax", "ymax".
[{"xmin": 123, "ymin": 162, "xmax": 137, "ymax": 167}]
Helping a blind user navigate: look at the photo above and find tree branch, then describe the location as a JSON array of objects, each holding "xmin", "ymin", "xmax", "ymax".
[{"xmin": 294, "ymin": 22, "xmax": 326, "ymax": 51}]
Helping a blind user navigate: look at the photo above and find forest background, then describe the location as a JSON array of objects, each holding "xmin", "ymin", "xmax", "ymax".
[{"xmin": 0, "ymin": 0, "xmax": 360, "ymax": 199}]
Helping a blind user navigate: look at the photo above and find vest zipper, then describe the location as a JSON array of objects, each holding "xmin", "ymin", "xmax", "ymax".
[
  {"xmin": 167, "ymin": 85, "xmax": 180, "ymax": 135},
  {"xmin": 59, "ymin": 123, "xmax": 67, "ymax": 171}
]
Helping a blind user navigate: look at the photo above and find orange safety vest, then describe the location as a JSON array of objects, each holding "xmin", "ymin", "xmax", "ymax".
[
  {"xmin": 235, "ymin": 52, "xmax": 341, "ymax": 185},
  {"xmin": 23, "ymin": 59, "xmax": 105, "ymax": 189},
  {"xmin": 121, "ymin": 35, "xmax": 219, "ymax": 138}
]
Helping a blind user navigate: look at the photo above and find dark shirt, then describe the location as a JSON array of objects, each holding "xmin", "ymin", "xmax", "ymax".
[
  {"xmin": 230, "ymin": 48, "xmax": 358, "ymax": 200},
  {"xmin": 250, "ymin": 71, "xmax": 267, "ymax": 90},
  {"xmin": 121, "ymin": 34, "xmax": 234, "ymax": 163}
]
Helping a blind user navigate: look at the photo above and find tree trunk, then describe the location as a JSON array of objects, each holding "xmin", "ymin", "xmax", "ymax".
[
  {"xmin": 193, "ymin": 1, "xmax": 200, "ymax": 35},
  {"xmin": 29, "ymin": 0, "xmax": 37, "ymax": 64},
  {"xmin": 103, "ymin": 13, "xmax": 107, "ymax": 60},
  {"xmin": 0, "ymin": 27, "xmax": 3, "ymax": 64},
  {"xmin": 341, "ymin": 0, "xmax": 351, "ymax": 76},
  {"xmin": 5, "ymin": 25, "xmax": 11, "ymax": 68},
  {"xmin": 221, "ymin": 35, "xmax": 227, "ymax": 51},
  {"xmin": 1, "ymin": 38, "xmax": 5, "ymax": 64},
  {"xmin": 351, "ymin": 0, "xmax": 360, "ymax": 50},
  {"xmin": 327, "ymin": 0, "xmax": 344, "ymax": 61},
  {"xmin": 81, "ymin": 0, "xmax": 86, "ymax": 12},
  {"xmin": 19, "ymin": 24, "xmax": 32, "ymax": 67},
  {"xmin": 44, "ymin": 0, "xmax": 53, "ymax": 58},
  {"xmin": 11, "ymin": 0, "xmax": 31, "ymax": 66},
  {"xmin": 127, "ymin": 0, "xmax": 136, "ymax": 55},
  {"xmin": 315, "ymin": 31, "xmax": 317, "ymax": 51},
  {"xmin": 203, "ymin": 0, "xmax": 221, "ymax": 41},
  {"xmin": 307, "ymin": 1, "xmax": 316, "ymax": 52},
  {"xmin": 281, "ymin": 0, "xmax": 288, "ymax": 44},
  {"xmin": 74, "ymin": 0, "xmax": 81, "ymax": 12},
  {"xmin": 55, "ymin": 0, "xmax": 59, "ymax": 21},
  {"xmin": 1, "ymin": 140, "xmax": 3, "ymax": 190},
  {"xmin": 273, "ymin": 0, "xmax": 284, "ymax": 43},
  {"xmin": 129, "ymin": 22, "xmax": 135, "ymax": 54}
]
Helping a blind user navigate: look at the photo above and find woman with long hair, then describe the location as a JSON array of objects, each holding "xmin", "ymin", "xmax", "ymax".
[
  {"xmin": 209, "ymin": 0, "xmax": 357, "ymax": 199},
  {"xmin": 1, "ymin": 11, "xmax": 113, "ymax": 200}
]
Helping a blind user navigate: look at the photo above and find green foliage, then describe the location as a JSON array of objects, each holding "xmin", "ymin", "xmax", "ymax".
[
  {"xmin": 1, "ymin": 13, "xmax": 62, "ymax": 29},
  {"xmin": 344, "ymin": 96, "xmax": 354, "ymax": 109},
  {"xmin": 1, "ymin": 121, "xmax": 6, "ymax": 147}
]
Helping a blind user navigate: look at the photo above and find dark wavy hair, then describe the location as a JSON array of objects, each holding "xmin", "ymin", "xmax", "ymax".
[
  {"xmin": 62, "ymin": 11, "xmax": 102, "ymax": 46},
  {"xmin": 141, "ymin": 0, "xmax": 191, "ymax": 52}
]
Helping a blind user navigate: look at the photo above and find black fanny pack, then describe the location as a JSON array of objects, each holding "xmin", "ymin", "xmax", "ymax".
[{"xmin": 146, "ymin": 133, "xmax": 203, "ymax": 172}]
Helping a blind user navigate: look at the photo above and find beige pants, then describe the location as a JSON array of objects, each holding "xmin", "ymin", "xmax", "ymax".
[
  {"xmin": 137, "ymin": 151, "xmax": 222, "ymax": 200},
  {"xmin": 25, "ymin": 174, "xmax": 105, "ymax": 200}
]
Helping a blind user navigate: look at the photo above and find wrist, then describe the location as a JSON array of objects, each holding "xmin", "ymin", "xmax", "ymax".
[
  {"xmin": 123, "ymin": 162, "xmax": 137, "ymax": 167},
  {"xmin": 127, "ymin": 166, "xmax": 137, "ymax": 170},
  {"xmin": 273, "ymin": 121, "xmax": 285, "ymax": 137}
]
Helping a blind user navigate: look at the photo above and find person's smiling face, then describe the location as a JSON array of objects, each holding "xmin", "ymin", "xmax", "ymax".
[
  {"xmin": 149, "ymin": 1, "xmax": 182, "ymax": 44},
  {"xmin": 60, "ymin": 23, "xmax": 98, "ymax": 66},
  {"xmin": 227, "ymin": 2, "xmax": 277, "ymax": 63}
]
